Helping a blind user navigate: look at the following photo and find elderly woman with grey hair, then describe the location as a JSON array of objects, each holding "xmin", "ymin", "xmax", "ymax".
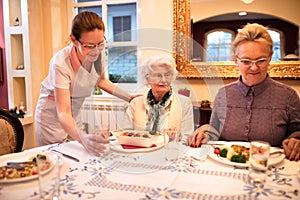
[{"xmin": 121, "ymin": 54, "xmax": 194, "ymax": 138}]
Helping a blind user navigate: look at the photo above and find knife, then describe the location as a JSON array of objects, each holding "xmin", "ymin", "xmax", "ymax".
[{"xmin": 51, "ymin": 149, "xmax": 80, "ymax": 162}]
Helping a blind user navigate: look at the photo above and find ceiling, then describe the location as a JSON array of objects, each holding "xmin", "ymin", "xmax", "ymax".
[{"xmin": 200, "ymin": 12, "xmax": 277, "ymax": 22}]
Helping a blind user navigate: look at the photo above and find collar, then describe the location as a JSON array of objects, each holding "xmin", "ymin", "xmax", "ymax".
[
  {"xmin": 143, "ymin": 88, "xmax": 173, "ymax": 110},
  {"xmin": 70, "ymin": 45, "xmax": 81, "ymax": 72},
  {"xmin": 238, "ymin": 74, "xmax": 271, "ymax": 97},
  {"xmin": 147, "ymin": 88, "xmax": 172, "ymax": 106}
]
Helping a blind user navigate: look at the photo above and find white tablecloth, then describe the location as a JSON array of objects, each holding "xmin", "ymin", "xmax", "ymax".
[{"xmin": 0, "ymin": 141, "xmax": 299, "ymax": 200}]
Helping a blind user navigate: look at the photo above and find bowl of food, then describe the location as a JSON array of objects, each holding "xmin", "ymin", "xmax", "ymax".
[{"xmin": 114, "ymin": 130, "xmax": 160, "ymax": 147}]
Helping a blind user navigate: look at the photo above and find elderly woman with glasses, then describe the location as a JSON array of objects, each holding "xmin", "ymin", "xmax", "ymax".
[
  {"xmin": 35, "ymin": 11, "xmax": 136, "ymax": 156},
  {"xmin": 186, "ymin": 23, "xmax": 300, "ymax": 161},
  {"xmin": 121, "ymin": 54, "xmax": 194, "ymax": 139}
]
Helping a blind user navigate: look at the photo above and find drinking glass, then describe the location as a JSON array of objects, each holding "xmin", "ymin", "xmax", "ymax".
[
  {"xmin": 248, "ymin": 141, "xmax": 270, "ymax": 184},
  {"xmin": 164, "ymin": 128, "xmax": 180, "ymax": 161},
  {"xmin": 37, "ymin": 152, "xmax": 62, "ymax": 200},
  {"xmin": 94, "ymin": 126, "xmax": 110, "ymax": 155}
]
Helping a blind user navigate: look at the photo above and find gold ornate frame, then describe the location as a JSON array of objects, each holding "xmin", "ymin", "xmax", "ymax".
[
  {"xmin": 172, "ymin": 0, "xmax": 300, "ymax": 79},
  {"xmin": 185, "ymin": 61, "xmax": 300, "ymax": 79},
  {"xmin": 172, "ymin": 0, "xmax": 191, "ymax": 73}
]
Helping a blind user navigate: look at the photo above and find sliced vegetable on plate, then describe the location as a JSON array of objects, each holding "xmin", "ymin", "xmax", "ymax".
[
  {"xmin": 213, "ymin": 144, "xmax": 249, "ymax": 164},
  {"xmin": 0, "ymin": 154, "xmax": 51, "ymax": 181}
]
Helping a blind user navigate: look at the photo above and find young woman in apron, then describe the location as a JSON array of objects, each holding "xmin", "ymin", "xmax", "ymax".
[{"xmin": 35, "ymin": 11, "xmax": 134, "ymax": 156}]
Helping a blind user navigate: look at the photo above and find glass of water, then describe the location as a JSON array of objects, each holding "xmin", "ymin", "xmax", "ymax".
[
  {"xmin": 248, "ymin": 141, "xmax": 270, "ymax": 184},
  {"xmin": 164, "ymin": 128, "xmax": 180, "ymax": 162}
]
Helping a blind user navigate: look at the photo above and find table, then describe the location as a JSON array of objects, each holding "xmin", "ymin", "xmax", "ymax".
[{"xmin": 0, "ymin": 141, "xmax": 299, "ymax": 200}]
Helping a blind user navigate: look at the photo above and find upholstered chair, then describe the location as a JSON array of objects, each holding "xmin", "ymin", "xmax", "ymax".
[{"xmin": 0, "ymin": 109, "xmax": 24, "ymax": 155}]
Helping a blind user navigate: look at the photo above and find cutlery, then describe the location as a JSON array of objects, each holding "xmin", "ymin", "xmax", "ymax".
[
  {"xmin": 200, "ymin": 143, "xmax": 226, "ymax": 147},
  {"xmin": 51, "ymin": 149, "xmax": 80, "ymax": 162},
  {"xmin": 6, "ymin": 161, "xmax": 35, "ymax": 170},
  {"xmin": 270, "ymin": 150, "xmax": 284, "ymax": 156}
]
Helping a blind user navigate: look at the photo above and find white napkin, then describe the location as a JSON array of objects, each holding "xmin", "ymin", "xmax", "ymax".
[{"xmin": 185, "ymin": 145, "xmax": 213, "ymax": 160}]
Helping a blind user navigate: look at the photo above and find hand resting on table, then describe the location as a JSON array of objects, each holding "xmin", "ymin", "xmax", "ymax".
[{"xmin": 79, "ymin": 133, "xmax": 110, "ymax": 156}]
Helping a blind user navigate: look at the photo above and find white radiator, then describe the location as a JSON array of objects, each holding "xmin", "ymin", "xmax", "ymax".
[{"xmin": 81, "ymin": 101, "xmax": 127, "ymax": 133}]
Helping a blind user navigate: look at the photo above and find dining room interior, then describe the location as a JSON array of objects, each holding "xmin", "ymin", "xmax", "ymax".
[
  {"xmin": 0, "ymin": 0, "xmax": 299, "ymax": 150},
  {"xmin": 0, "ymin": 1, "xmax": 300, "ymax": 199}
]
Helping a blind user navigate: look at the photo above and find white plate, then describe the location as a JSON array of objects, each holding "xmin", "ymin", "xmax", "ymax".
[
  {"xmin": 0, "ymin": 151, "xmax": 55, "ymax": 183},
  {"xmin": 110, "ymin": 134, "xmax": 168, "ymax": 153},
  {"xmin": 208, "ymin": 141, "xmax": 285, "ymax": 167}
]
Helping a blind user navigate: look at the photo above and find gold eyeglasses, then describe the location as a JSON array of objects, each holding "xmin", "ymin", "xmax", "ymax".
[
  {"xmin": 77, "ymin": 39, "xmax": 106, "ymax": 51},
  {"xmin": 236, "ymin": 57, "xmax": 268, "ymax": 67}
]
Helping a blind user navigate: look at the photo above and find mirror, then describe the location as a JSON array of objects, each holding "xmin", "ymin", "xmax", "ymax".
[{"xmin": 172, "ymin": 0, "xmax": 300, "ymax": 79}]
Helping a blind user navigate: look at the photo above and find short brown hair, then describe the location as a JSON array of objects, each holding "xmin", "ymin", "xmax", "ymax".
[{"xmin": 71, "ymin": 11, "xmax": 105, "ymax": 41}]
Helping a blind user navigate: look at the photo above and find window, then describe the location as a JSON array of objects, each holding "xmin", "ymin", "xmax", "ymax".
[
  {"xmin": 113, "ymin": 16, "xmax": 131, "ymax": 41},
  {"xmin": 268, "ymin": 30, "xmax": 281, "ymax": 61},
  {"xmin": 72, "ymin": 0, "xmax": 138, "ymax": 87},
  {"xmin": 205, "ymin": 29, "xmax": 282, "ymax": 62},
  {"xmin": 205, "ymin": 30, "xmax": 233, "ymax": 62}
]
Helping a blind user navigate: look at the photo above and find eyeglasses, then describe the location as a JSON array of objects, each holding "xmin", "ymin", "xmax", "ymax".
[
  {"xmin": 236, "ymin": 57, "xmax": 268, "ymax": 67},
  {"xmin": 149, "ymin": 72, "xmax": 173, "ymax": 81},
  {"xmin": 77, "ymin": 39, "xmax": 105, "ymax": 51}
]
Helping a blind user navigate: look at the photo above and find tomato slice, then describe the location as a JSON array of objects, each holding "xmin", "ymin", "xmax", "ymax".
[{"xmin": 214, "ymin": 147, "xmax": 220, "ymax": 154}]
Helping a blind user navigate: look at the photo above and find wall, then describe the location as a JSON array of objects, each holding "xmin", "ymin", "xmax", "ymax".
[
  {"xmin": 191, "ymin": 0, "xmax": 300, "ymax": 27},
  {"xmin": 18, "ymin": 0, "xmax": 68, "ymax": 149}
]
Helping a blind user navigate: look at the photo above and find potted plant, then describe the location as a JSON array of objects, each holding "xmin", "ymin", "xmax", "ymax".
[
  {"xmin": 200, "ymin": 100, "xmax": 211, "ymax": 108},
  {"xmin": 178, "ymin": 87, "xmax": 190, "ymax": 97}
]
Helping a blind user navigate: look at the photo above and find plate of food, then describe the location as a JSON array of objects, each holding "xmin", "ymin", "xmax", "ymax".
[
  {"xmin": 110, "ymin": 130, "xmax": 168, "ymax": 153},
  {"xmin": 0, "ymin": 151, "xmax": 55, "ymax": 183},
  {"xmin": 208, "ymin": 141, "xmax": 285, "ymax": 167}
]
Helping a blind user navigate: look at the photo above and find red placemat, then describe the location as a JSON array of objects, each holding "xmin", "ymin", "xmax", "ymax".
[{"xmin": 121, "ymin": 144, "xmax": 157, "ymax": 149}]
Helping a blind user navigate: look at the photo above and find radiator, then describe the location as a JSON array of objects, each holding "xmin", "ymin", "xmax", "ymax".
[{"xmin": 81, "ymin": 102, "xmax": 127, "ymax": 133}]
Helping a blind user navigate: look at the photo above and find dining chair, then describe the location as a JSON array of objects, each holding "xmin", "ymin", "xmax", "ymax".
[{"xmin": 0, "ymin": 108, "xmax": 24, "ymax": 155}]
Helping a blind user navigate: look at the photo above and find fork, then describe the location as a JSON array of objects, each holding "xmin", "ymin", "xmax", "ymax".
[{"xmin": 270, "ymin": 150, "xmax": 284, "ymax": 156}]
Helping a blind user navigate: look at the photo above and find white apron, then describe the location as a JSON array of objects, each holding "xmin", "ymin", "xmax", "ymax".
[{"xmin": 35, "ymin": 66, "xmax": 99, "ymax": 145}]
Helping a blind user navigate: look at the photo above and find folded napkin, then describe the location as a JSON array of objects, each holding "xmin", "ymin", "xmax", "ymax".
[{"xmin": 185, "ymin": 145, "xmax": 213, "ymax": 160}]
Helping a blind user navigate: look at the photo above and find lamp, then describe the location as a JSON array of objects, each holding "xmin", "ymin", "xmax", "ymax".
[{"xmin": 241, "ymin": 0, "xmax": 255, "ymax": 4}]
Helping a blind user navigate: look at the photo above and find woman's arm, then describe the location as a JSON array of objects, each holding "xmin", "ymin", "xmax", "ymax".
[
  {"xmin": 97, "ymin": 75, "xmax": 131, "ymax": 102},
  {"xmin": 55, "ymin": 88, "xmax": 109, "ymax": 156},
  {"xmin": 55, "ymin": 88, "xmax": 80, "ymax": 141}
]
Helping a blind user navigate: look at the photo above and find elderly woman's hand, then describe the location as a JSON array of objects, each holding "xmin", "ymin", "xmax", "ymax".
[
  {"xmin": 185, "ymin": 125, "xmax": 210, "ymax": 147},
  {"xmin": 185, "ymin": 129, "xmax": 208, "ymax": 148},
  {"xmin": 79, "ymin": 133, "xmax": 110, "ymax": 156},
  {"xmin": 282, "ymin": 137, "xmax": 300, "ymax": 161}
]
